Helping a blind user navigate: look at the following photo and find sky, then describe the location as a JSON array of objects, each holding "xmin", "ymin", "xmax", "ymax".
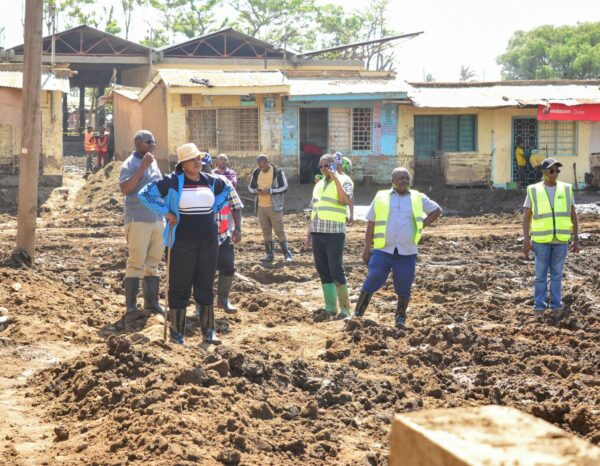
[{"xmin": 1, "ymin": 0, "xmax": 598, "ymax": 82}]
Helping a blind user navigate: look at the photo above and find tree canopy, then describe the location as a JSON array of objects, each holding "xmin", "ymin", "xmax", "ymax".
[
  {"xmin": 497, "ymin": 22, "xmax": 600, "ymax": 80},
  {"xmin": 42, "ymin": 0, "xmax": 402, "ymax": 70}
]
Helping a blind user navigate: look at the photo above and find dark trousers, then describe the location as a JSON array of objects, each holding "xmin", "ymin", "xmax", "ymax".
[
  {"xmin": 218, "ymin": 237, "xmax": 235, "ymax": 276},
  {"xmin": 169, "ymin": 240, "xmax": 218, "ymax": 308},
  {"xmin": 311, "ymin": 233, "xmax": 346, "ymax": 285},
  {"xmin": 361, "ymin": 249, "xmax": 417, "ymax": 299}
]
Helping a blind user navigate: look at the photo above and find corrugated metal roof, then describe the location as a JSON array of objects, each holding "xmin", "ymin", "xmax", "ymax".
[
  {"xmin": 156, "ymin": 69, "xmax": 289, "ymax": 88},
  {"xmin": 408, "ymin": 83, "xmax": 600, "ymax": 108},
  {"xmin": 289, "ymin": 77, "xmax": 411, "ymax": 96},
  {"xmin": 0, "ymin": 71, "xmax": 70, "ymax": 92}
]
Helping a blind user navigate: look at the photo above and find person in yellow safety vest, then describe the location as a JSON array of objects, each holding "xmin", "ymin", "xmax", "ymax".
[
  {"xmin": 515, "ymin": 137, "xmax": 527, "ymax": 187},
  {"xmin": 522, "ymin": 158, "xmax": 580, "ymax": 319},
  {"xmin": 303, "ymin": 153, "xmax": 354, "ymax": 318},
  {"xmin": 353, "ymin": 167, "xmax": 442, "ymax": 328},
  {"xmin": 84, "ymin": 126, "xmax": 97, "ymax": 173}
]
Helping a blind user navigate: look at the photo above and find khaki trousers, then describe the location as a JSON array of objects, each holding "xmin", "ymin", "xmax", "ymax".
[
  {"xmin": 125, "ymin": 220, "xmax": 165, "ymax": 278},
  {"xmin": 257, "ymin": 207, "xmax": 287, "ymax": 242}
]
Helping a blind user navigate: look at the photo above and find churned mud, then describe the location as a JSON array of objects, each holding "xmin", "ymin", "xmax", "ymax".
[{"xmin": 0, "ymin": 160, "xmax": 599, "ymax": 465}]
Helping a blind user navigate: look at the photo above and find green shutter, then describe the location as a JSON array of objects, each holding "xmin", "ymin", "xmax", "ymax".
[
  {"xmin": 458, "ymin": 115, "xmax": 476, "ymax": 151},
  {"xmin": 441, "ymin": 116, "xmax": 459, "ymax": 152},
  {"xmin": 414, "ymin": 116, "xmax": 440, "ymax": 158}
]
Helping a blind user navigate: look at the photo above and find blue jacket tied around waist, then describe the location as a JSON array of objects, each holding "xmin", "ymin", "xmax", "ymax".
[{"xmin": 138, "ymin": 171, "xmax": 231, "ymax": 248}]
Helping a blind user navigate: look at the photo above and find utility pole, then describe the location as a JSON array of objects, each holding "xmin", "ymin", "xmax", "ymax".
[{"xmin": 15, "ymin": 0, "xmax": 43, "ymax": 260}]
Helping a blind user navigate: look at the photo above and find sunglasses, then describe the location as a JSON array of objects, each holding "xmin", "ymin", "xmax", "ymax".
[{"xmin": 547, "ymin": 168, "xmax": 560, "ymax": 174}]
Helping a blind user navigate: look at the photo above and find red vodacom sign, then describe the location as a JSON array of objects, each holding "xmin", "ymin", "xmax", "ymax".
[{"xmin": 538, "ymin": 103, "xmax": 600, "ymax": 121}]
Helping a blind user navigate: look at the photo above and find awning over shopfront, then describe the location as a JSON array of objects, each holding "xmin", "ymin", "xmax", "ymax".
[{"xmin": 537, "ymin": 103, "xmax": 600, "ymax": 121}]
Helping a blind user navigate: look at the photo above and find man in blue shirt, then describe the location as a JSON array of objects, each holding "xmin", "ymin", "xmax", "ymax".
[
  {"xmin": 118, "ymin": 130, "xmax": 165, "ymax": 326},
  {"xmin": 353, "ymin": 168, "xmax": 442, "ymax": 328}
]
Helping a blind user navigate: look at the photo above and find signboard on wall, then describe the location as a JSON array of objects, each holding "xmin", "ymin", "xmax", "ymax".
[
  {"xmin": 537, "ymin": 103, "xmax": 600, "ymax": 121},
  {"xmin": 240, "ymin": 95, "xmax": 256, "ymax": 106}
]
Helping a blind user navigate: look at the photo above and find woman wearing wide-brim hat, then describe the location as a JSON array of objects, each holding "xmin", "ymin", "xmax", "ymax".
[{"xmin": 139, "ymin": 143, "xmax": 232, "ymax": 345}]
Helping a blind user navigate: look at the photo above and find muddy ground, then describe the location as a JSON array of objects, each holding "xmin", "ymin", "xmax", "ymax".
[{"xmin": 0, "ymin": 160, "xmax": 599, "ymax": 465}]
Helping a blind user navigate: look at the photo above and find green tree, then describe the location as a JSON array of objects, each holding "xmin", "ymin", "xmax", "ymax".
[
  {"xmin": 459, "ymin": 65, "xmax": 476, "ymax": 82},
  {"xmin": 43, "ymin": 0, "xmax": 95, "ymax": 35},
  {"xmin": 498, "ymin": 22, "xmax": 600, "ymax": 79},
  {"xmin": 120, "ymin": 1, "xmax": 147, "ymax": 40},
  {"xmin": 230, "ymin": 0, "xmax": 318, "ymax": 52}
]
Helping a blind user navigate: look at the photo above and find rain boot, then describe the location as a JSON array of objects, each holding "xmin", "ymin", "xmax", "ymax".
[
  {"xmin": 336, "ymin": 284, "xmax": 350, "ymax": 319},
  {"xmin": 142, "ymin": 276, "xmax": 164, "ymax": 314},
  {"xmin": 395, "ymin": 296, "xmax": 409, "ymax": 328},
  {"xmin": 122, "ymin": 277, "xmax": 144, "ymax": 328},
  {"xmin": 279, "ymin": 241, "xmax": 293, "ymax": 262},
  {"xmin": 321, "ymin": 283, "xmax": 338, "ymax": 315},
  {"xmin": 169, "ymin": 308, "xmax": 186, "ymax": 344},
  {"xmin": 260, "ymin": 241, "xmax": 275, "ymax": 262},
  {"xmin": 197, "ymin": 304, "xmax": 221, "ymax": 345},
  {"xmin": 217, "ymin": 274, "xmax": 237, "ymax": 313},
  {"xmin": 353, "ymin": 291, "xmax": 373, "ymax": 318}
]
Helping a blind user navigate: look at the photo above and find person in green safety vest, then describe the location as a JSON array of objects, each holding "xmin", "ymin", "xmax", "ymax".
[
  {"xmin": 353, "ymin": 167, "xmax": 442, "ymax": 328},
  {"xmin": 522, "ymin": 158, "xmax": 580, "ymax": 319},
  {"xmin": 304, "ymin": 153, "xmax": 354, "ymax": 318}
]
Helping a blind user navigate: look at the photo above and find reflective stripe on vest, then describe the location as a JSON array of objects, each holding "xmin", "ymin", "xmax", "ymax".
[
  {"xmin": 219, "ymin": 204, "xmax": 230, "ymax": 234},
  {"xmin": 528, "ymin": 181, "xmax": 573, "ymax": 243},
  {"xmin": 372, "ymin": 189, "xmax": 425, "ymax": 248},
  {"xmin": 84, "ymin": 133, "xmax": 96, "ymax": 151},
  {"xmin": 310, "ymin": 175, "xmax": 352, "ymax": 223}
]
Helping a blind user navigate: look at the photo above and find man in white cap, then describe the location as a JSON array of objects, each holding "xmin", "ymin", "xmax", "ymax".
[
  {"xmin": 118, "ymin": 130, "xmax": 164, "ymax": 327},
  {"xmin": 522, "ymin": 158, "xmax": 580, "ymax": 318}
]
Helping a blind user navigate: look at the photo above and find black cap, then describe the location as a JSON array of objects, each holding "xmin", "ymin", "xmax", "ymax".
[{"xmin": 540, "ymin": 158, "xmax": 563, "ymax": 170}]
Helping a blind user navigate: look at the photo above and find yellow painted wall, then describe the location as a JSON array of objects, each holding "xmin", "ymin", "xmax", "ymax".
[
  {"xmin": 397, "ymin": 106, "xmax": 591, "ymax": 187},
  {"xmin": 166, "ymin": 91, "xmax": 283, "ymax": 177},
  {"xmin": 0, "ymin": 88, "xmax": 62, "ymax": 176}
]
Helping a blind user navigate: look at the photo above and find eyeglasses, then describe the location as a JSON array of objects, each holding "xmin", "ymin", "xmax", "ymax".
[{"xmin": 547, "ymin": 168, "xmax": 560, "ymax": 174}]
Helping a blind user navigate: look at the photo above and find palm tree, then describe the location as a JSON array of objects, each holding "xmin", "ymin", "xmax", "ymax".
[{"xmin": 459, "ymin": 65, "xmax": 477, "ymax": 82}]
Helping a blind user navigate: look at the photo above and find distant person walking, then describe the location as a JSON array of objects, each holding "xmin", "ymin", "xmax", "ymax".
[
  {"xmin": 118, "ymin": 130, "xmax": 165, "ymax": 328},
  {"xmin": 516, "ymin": 137, "xmax": 527, "ymax": 187},
  {"xmin": 96, "ymin": 125, "xmax": 108, "ymax": 169},
  {"xmin": 304, "ymin": 154, "xmax": 354, "ymax": 318},
  {"xmin": 248, "ymin": 154, "xmax": 292, "ymax": 262},
  {"xmin": 353, "ymin": 168, "xmax": 442, "ymax": 327},
  {"xmin": 84, "ymin": 126, "xmax": 97, "ymax": 173},
  {"xmin": 522, "ymin": 158, "xmax": 579, "ymax": 319}
]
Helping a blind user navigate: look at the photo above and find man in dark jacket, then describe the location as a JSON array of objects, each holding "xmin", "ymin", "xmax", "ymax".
[{"xmin": 248, "ymin": 154, "xmax": 292, "ymax": 262}]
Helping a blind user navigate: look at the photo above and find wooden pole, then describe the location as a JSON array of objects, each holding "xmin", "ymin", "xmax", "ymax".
[{"xmin": 15, "ymin": 0, "xmax": 43, "ymax": 260}]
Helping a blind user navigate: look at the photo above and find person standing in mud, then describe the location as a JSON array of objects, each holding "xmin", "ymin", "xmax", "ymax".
[
  {"xmin": 201, "ymin": 153, "xmax": 244, "ymax": 313},
  {"xmin": 353, "ymin": 167, "xmax": 442, "ymax": 328},
  {"xmin": 118, "ymin": 130, "xmax": 165, "ymax": 327},
  {"xmin": 522, "ymin": 158, "xmax": 580, "ymax": 318},
  {"xmin": 84, "ymin": 126, "xmax": 97, "ymax": 173},
  {"xmin": 304, "ymin": 154, "xmax": 354, "ymax": 318},
  {"xmin": 139, "ymin": 143, "xmax": 232, "ymax": 345},
  {"xmin": 213, "ymin": 153, "xmax": 238, "ymax": 189},
  {"xmin": 248, "ymin": 154, "xmax": 292, "ymax": 262}
]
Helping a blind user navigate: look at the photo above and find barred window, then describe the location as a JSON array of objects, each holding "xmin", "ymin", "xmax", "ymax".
[
  {"xmin": 187, "ymin": 109, "xmax": 216, "ymax": 150},
  {"xmin": 186, "ymin": 108, "xmax": 259, "ymax": 152},
  {"xmin": 539, "ymin": 121, "xmax": 577, "ymax": 156},
  {"xmin": 218, "ymin": 108, "xmax": 259, "ymax": 152},
  {"xmin": 352, "ymin": 107, "xmax": 372, "ymax": 150}
]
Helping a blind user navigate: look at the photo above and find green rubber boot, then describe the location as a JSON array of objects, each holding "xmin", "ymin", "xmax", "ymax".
[
  {"xmin": 336, "ymin": 284, "xmax": 350, "ymax": 318},
  {"xmin": 322, "ymin": 283, "xmax": 338, "ymax": 315}
]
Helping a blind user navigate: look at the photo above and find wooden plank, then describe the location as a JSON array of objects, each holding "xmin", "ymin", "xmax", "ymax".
[{"xmin": 390, "ymin": 405, "xmax": 600, "ymax": 466}]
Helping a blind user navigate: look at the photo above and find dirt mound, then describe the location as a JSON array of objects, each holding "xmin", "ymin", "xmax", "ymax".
[
  {"xmin": 31, "ymin": 334, "xmax": 393, "ymax": 464},
  {"xmin": 75, "ymin": 161, "xmax": 123, "ymax": 214}
]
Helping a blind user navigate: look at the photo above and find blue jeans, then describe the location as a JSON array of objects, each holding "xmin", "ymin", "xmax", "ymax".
[
  {"xmin": 361, "ymin": 249, "xmax": 417, "ymax": 298},
  {"xmin": 533, "ymin": 242, "xmax": 568, "ymax": 310}
]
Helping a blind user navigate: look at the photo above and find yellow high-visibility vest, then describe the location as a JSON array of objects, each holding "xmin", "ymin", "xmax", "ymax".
[
  {"xmin": 372, "ymin": 189, "xmax": 425, "ymax": 248},
  {"xmin": 311, "ymin": 174, "xmax": 352, "ymax": 223},
  {"xmin": 528, "ymin": 181, "xmax": 573, "ymax": 243}
]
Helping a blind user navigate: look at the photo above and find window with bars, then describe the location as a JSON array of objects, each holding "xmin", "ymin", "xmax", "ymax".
[
  {"xmin": 186, "ymin": 108, "xmax": 259, "ymax": 152},
  {"xmin": 352, "ymin": 107, "xmax": 372, "ymax": 150},
  {"xmin": 187, "ymin": 109, "xmax": 216, "ymax": 150},
  {"xmin": 414, "ymin": 115, "xmax": 477, "ymax": 158},
  {"xmin": 538, "ymin": 121, "xmax": 577, "ymax": 156}
]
